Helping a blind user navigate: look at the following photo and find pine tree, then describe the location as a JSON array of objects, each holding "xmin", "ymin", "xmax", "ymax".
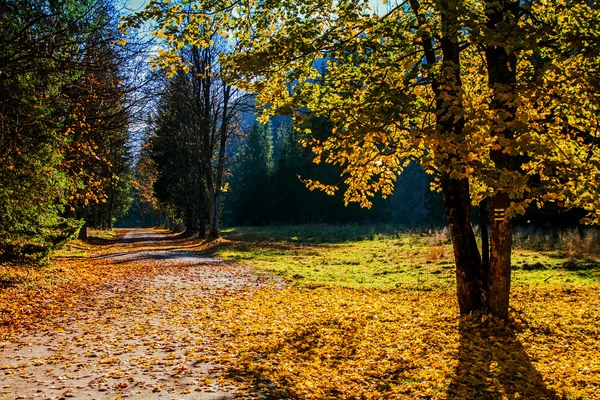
[{"xmin": 227, "ymin": 123, "xmax": 274, "ymax": 225}]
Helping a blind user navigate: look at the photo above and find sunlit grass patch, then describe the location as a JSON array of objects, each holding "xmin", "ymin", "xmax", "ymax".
[
  {"xmin": 220, "ymin": 224, "xmax": 408, "ymax": 243},
  {"xmin": 216, "ymin": 225, "xmax": 600, "ymax": 289},
  {"xmin": 87, "ymin": 228, "xmax": 117, "ymax": 240}
]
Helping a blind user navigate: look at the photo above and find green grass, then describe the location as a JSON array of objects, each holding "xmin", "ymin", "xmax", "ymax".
[
  {"xmin": 52, "ymin": 228, "xmax": 118, "ymax": 259},
  {"xmin": 87, "ymin": 228, "xmax": 117, "ymax": 240},
  {"xmin": 216, "ymin": 225, "xmax": 600, "ymax": 289}
]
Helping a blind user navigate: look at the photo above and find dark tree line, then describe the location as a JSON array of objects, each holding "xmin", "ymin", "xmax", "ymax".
[
  {"xmin": 223, "ymin": 119, "xmax": 444, "ymax": 227},
  {"xmin": 0, "ymin": 0, "xmax": 136, "ymax": 263},
  {"xmin": 138, "ymin": 71, "xmax": 445, "ymax": 233}
]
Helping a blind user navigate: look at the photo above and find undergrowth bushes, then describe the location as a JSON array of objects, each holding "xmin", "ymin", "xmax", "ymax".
[{"xmin": 0, "ymin": 218, "xmax": 82, "ymax": 265}]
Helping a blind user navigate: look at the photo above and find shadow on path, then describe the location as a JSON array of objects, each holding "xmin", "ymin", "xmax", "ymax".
[
  {"xmin": 448, "ymin": 315, "xmax": 558, "ymax": 399},
  {"xmin": 85, "ymin": 229, "xmax": 184, "ymax": 247}
]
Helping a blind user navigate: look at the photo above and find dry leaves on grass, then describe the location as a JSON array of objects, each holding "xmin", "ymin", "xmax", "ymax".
[
  {"xmin": 0, "ymin": 230, "xmax": 185, "ymax": 340},
  {"xmin": 198, "ymin": 285, "xmax": 600, "ymax": 400},
  {"xmin": 1, "ymin": 266, "xmax": 141, "ymax": 339},
  {"xmin": 1, "ymin": 229, "xmax": 599, "ymax": 399},
  {"xmin": 0, "ymin": 230, "xmax": 267, "ymax": 398}
]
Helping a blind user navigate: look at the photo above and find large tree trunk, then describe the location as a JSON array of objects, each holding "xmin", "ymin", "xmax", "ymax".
[
  {"xmin": 438, "ymin": 1, "xmax": 486, "ymax": 314},
  {"xmin": 410, "ymin": 0, "xmax": 491, "ymax": 316},
  {"xmin": 484, "ymin": 0, "xmax": 519, "ymax": 318},
  {"xmin": 441, "ymin": 176, "xmax": 485, "ymax": 314}
]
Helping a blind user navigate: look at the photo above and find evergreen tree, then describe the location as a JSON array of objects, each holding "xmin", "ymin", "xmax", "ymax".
[
  {"xmin": 226, "ymin": 123, "xmax": 274, "ymax": 225},
  {"xmin": 0, "ymin": 0, "xmax": 130, "ymax": 262}
]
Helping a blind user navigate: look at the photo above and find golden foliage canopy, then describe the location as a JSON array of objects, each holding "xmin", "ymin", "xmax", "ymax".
[{"xmin": 123, "ymin": 0, "xmax": 600, "ymax": 220}]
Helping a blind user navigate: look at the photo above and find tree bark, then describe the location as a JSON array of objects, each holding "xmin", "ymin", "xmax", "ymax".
[
  {"xmin": 198, "ymin": 182, "xmax": 207, "ymax": 238},
  {"xmin": 487, "ymin": 193, "xmax": 512, "ymax": 318},
  {"xmin": 107, "ymin": 185, "xmax": 114, "ymax": 230},
  {"xmin": 484, "ymin": 0, "xmax": 519, "ymax": 318},
  {"xmin": 208, "ymin": 84, "xmax": 231, "ymax": 239},
  {"xmin": 409, "ymin": 0, "xmax": 486, "ymax": 315},
  {"xmin": 442, "ymin": 176, "xmax": 485, "ymax": 314},
  {"xmin": 78, "ymin": 207, "xmax": 88, "ymax": 240},
  {"xmin": 186, "ymin": 203, "xmax": 199, "ymax": 233},
  {"xmin": 480, "ymin": 198, "xmax": 490, "ymax": 286},
  {"xmin": 166, "ymin": 209, "xmax": 172, "ymax": 230}
]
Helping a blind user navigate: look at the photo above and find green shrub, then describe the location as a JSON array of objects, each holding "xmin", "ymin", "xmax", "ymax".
[{"xmin": 0, "ymin": 218, "xmax": 82, "ymax": 265}]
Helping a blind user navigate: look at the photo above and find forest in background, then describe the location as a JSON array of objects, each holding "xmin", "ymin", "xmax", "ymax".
[
  {"xmin": 120, "ymin": 117, "xmax": 446, "ymax": 230},
  {"xmin": 2, "ymin": 0, "xmax": 596, "ymax": 268}
]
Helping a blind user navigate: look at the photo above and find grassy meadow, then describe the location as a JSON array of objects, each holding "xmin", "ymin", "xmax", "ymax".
[{"xmin": 215, "ymin": 224, "xmax": 600, "ymax": 290}]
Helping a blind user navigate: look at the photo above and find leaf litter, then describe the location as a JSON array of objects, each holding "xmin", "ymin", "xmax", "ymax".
[
  {"xmin": 0, "ymin": 229, "xmax": 282, "ymax": 399},
  {"xmin": 0, "ymin": 229, "xmax": 598, "ymax": 399}
]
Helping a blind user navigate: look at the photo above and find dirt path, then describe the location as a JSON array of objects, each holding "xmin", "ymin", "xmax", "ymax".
[{"xmin": 0, "ymin": 229, "xmax": 282, "ymax": 399}]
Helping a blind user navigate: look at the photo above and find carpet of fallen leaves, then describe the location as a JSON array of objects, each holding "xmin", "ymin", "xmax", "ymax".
[
  {"xmin": 0, "ymin": 230, "xmax": 148, "ymax": 339},
  {"xmin": 197, "ymin": 285, "xmax": 600, "ymax": 400},
  {"xmin": 0, "ymin": 229, "xmax": 599, "ymax": 399}
]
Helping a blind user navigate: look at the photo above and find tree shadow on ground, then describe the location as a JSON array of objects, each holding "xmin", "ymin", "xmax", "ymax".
[
  {"xmin": 85, "ymin": 230, "xmax": 183, "ymax": 247},
  {"xmin": 448, "ymin": 314, "xmax": 558, "ymax": 400},
  {"xmin": 220, "ymin": 318, "xmax": 417, "ymax": 398}
]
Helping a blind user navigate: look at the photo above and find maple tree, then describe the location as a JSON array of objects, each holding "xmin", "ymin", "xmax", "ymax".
[{"xmin": 125, "ymin": 0, "xmax": 600, "ymax": 318}]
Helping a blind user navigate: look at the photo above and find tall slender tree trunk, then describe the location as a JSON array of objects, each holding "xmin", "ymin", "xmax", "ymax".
[
  {"xmin": 186, "ymin": 205, "xmax": 199, "ymax": 233},
  {"xmin": 480, "ymin": 199, "xmax": 490, "ymax": 286},
  {"xmin": 207, "ymin": 191, "xmax": 218, "ymax": 239},
  {"xmin": 107, "ymin": 186, "xmax": 114, "ymax": 230},
  {"xmin": 484, "ymin": 0, "xmax": 519, "ymax": 318},
  {"xmin": 208, "ymin": 84, "xmax": 231, "ymax": 239},
  {"xmin": 198, "ymin": 182, "xmax": 207, "ymax": 238},
  {"xmin": 442, "ymin": 177, "xmax": 484, "ymax": 314},
  {"xmin": 409, "ymin": 0, "xmax": 486, "ymax": 315},
  {"xmin": 166, "ymin": 209, "xmax": 172, "ymax": 230},
  {"xmin": 78, "ymin": 207, "xmax": 88, "ymax": 240},
  {"xmin": 204, "ymin": 168, "xmax": 216, "ymax": 239}
]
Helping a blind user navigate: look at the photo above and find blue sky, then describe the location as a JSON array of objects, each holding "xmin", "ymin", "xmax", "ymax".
[
  {"xmin": 121, "ymin": 0, "xmax": 148, "ymax": 15},
  {"xmin": 122, "ymin": 0, "xmax": 390, "ymax": 15}
]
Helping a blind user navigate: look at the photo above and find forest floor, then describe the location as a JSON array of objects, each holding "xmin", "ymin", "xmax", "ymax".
[
  {"xmin": 1, "ymin": 227, "xmax": 599, "ymax": 399},
  {"xmin": 0, "ymin": 229, "xmax": 283, "ymax": 399}
]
